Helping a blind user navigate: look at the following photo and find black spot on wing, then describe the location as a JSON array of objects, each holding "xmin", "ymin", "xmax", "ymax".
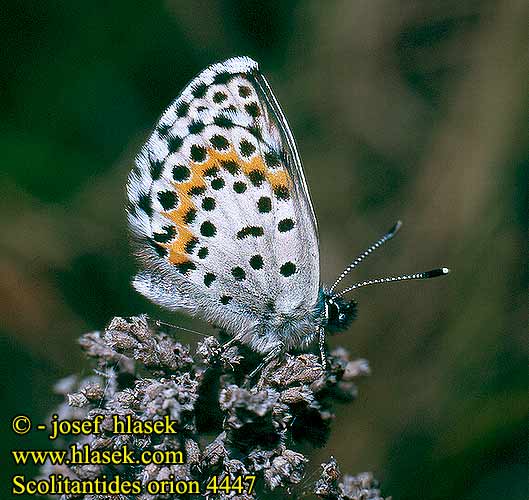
[
  {"xmin": 211, "ymin": 178, "xmax": 225, "ymax": 190},
  {"xmin": 240, "ymin": 139, "xmax": 256, "ymax": 158},
  {"xmin": 237, "ymin": 226, "xmax": 264, "ymax": 239},
  {"xmin": 274, "ymin": 185, "xmax": 290, "ymax": 201},
  {"xmin": 153, "ymin": 225, "xmax": 176, "ymax": 243},
  {"xmin": 264, "ymin": 150, "xmax": 281, "ymax": 168},
  {"xmin": 204, "ymin": 273, "xmax": 216, "ymax": 287},
  {"xmin": 280, "ymin": 261, "xmax": 296, "ymax": 277},
  {"xmin": 213, "ymin": 71, "xmax": 232, "ymax": 84},
  {"xmin": 185, "ymin": 237, "xmax": 199, "ymax": 254},
  {"xmin": 214, "ymin": 115, "xmax": 234, "ymax": 129},
  {"xmin": 198, "ymin": 247, "xmax": 208, "ymax": 259},
  {"xmin": 204, "ymin": 166, "xmax": 220, "ymax": 177},
  {"xmin": 148, "ymin": 238, "xmax": 167, "ymax": 257},
  {"xmin": 278, "ymin": 218, "xmax": 295, "ymax": 232},
  {"xmin": 201, "ymin": 221, "xmax": 216, "ymax": 237},
  {"xmin": 138, "ymin": 194, "xmax": 153, "ymax": 217},
  {"xmin": 168, "ymin": 135, "xmax": 184, "ymax": 153},
  {"xmin": 257, "ymin": 196, "xmax": 272, "ymax": 213},
  {"xmin": 249, "ymin": 255, "xmax": 264, "ymax": 270},
  {"xmin": 210, "ymin": 134, "xmax": 229, "ymax": 150},
  {"xmin": 233, "ymin": 181, "xmax": 247, "ymax": 193},
  {"xmin": 158, "ymin": 190, "xmax": 178, "ymax": 210},
  {"xmin": 149, "ymin": 159, "xmax": 164, "ymax": 180},
  {"xmin": 176, "ymin": 102, "xmax": 189, "ymax": 117},
  {"xmin": 221, "ymin": 160, "xmax": 240, "ymax": 175},
  {"xmin": 249, "ymin": 170, "xmax": 265, "ymax": 186},
  {"xmin": 173, "ymin": 165, "xmax": 190, "ymax": 182},
  {"xmin": 202, "ymin": 197, "xmax": 215, "ymax": 211},
  {"xmin": 188, "ymin": 186, "xmax": 206, "ymax": 197},
  {"xmin": 245, "ymin": 102, "xmax": 260, "ymax": 118},
  {"xmin": 183, "ymin": 208, "xmax": 197, "ymax": 224},
  {"xmin": 213, "ymin": 91, "xmax": 227, "ymax": 103},
  {"xmin": 238, "ymin": 85, "xmax": 251, "ymax": 98},
  {"xmin": 192, "ymin": 82, "xmax": 207, "ymax": 98},
  {"xmin": 157, "ymin": 123, "xmax": 171, "ymax": 137},
  {"xmin": 175, "ymin": 261, "xmax": 197, "ymax": 275},
  {"xmin": 231, "ymin": 267, "xmax": 246, "ymax": 281},
  {"xmin": 190, "ymin": 145, "xmax": 207, "ymax": 162},
  {"xmin": 247, "ymin": 125, "xmax": 262, "ymax": 140},
  {"xmin": 188, "ymin": 121, "xmax": 205, "ymax": 134}
]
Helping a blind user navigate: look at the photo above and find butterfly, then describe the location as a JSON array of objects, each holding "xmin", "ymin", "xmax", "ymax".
[{"xmin": 126, "ymin": 56, "xmax": 448, "ymax": 367}]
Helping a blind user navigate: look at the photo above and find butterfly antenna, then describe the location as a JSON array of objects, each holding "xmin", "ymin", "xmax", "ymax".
[
  {"xmin": 329, "ymin": 221, "xmax": 402, "ymax": 294},
  {"xmin": 333, "ymin": 268, "xmax": 450, "ymax": 298}
]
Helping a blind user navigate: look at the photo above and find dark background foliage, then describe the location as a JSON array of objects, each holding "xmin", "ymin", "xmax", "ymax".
[{"xmin": 1, "ymin": 1, "xmax": 526, "ymax": 499}]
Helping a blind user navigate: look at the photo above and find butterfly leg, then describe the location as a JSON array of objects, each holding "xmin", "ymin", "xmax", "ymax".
[
  {"xmin": 318, "ymin": 326, "xmax": 327, "ymax": 368},
  {"xmin": 246, "ymin": 342, "xmax": 284, "ymax": 382},
  {"xmin": 221, "ymin": 336, "xmax": 239, "ymax": 349}
]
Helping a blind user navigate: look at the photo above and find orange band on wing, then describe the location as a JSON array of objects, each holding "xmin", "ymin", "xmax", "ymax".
[{"xmin": 159, "ymin": 147, "xmax": 291, "ymax": 265}]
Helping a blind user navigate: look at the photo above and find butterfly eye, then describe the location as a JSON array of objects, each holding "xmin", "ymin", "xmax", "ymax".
[
  {"xmin": 326, "ymin": 296, "xmax": 357, "ymax": 332},
  {"xmin": 327, "ymin": 301, "xmax": 340, "ymax": 323}
]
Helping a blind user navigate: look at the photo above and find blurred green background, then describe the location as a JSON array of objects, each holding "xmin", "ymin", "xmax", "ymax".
[{"xmin": 1, "ymin": 1, "xmax": 527, "ymax": 499}]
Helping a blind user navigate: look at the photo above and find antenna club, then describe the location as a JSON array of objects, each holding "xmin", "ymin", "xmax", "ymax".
[
  {"xmin": 333, "ymin": 265, "xmax": 451, "ymax": 297},
  {"xmin": 389, "ymin": 220, "xmax": 403, "ymax": 235},
  {"xmin": 424, "ymin": 268, "xmax": 451, "ymax": 278}
]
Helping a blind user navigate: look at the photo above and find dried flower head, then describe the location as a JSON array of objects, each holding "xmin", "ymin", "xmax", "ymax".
[{"xmin": 41, "ymin": 315, "xmax": 388, "ymax": 499}]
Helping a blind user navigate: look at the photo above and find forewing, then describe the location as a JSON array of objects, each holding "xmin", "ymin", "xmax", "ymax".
[{"xmin": 127, "ymin": 57, "xmax": 320, "ymax": 345}]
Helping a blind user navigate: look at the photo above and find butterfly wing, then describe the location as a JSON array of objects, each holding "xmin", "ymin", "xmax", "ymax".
[{"xmin": 127, "ymin": 57, "xmax": 320, "ymax": 353}]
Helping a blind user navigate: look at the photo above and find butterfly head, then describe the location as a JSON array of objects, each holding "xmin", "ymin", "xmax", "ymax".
[{"xmin": 324, "ymin": 295, "xmax": 357, "ymax": 333}]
